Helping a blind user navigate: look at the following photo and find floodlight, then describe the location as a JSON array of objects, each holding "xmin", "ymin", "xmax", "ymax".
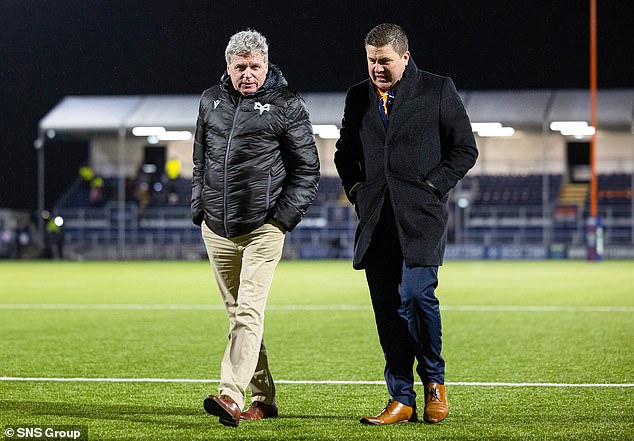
[
  {"xmin": 471, "ymin": 122, "xmax": 515, "ymax": 137},
  {"xmin": 157, "ymin": 131, "xmax": 192, "ymax": 141},
  {"xmin": 471, "ymin": 122, "xmax": 502, "ymax": 132},
  {"xmin": 560, "ymin": 126, "xmax": 596, "ymax": 136},
  {"xmin": 549, "ymin": 121, "xmax": 595, "ymax": 137},
  {"xmin": 132, "ymin": 126, "xmax": 166, "ymax": 136},
  {"xmin": 476, "ymin": 126, "xmax": 515, "ymax": 137},
  {"xmin": 549, "ymin": 121, "xmax": 588, "ymax": 132}
]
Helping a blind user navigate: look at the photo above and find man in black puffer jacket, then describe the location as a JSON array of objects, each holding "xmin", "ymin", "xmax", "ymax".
[{"xmin": 192, "ymin": 30, "xmax": 319, "ymax": 427}]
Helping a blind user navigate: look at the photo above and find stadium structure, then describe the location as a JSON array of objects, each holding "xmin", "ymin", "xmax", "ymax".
[{"xmin": 5, "ymin": 89, "xmax": 632, "ymax": 260}]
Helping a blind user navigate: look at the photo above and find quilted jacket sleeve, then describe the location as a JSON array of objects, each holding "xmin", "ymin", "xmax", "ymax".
[
  {"xmin": 273, "ymin": 96, "xmax": 320, "ymax": 231},
  {"xmin": 191, "ymin": 98, "xmax": 206, "ymax": 226}
]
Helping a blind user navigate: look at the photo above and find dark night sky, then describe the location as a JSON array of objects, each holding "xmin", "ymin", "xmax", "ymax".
[{"xmin": 1, "ymin": 0, "xmax": 633, "ymax": 210}]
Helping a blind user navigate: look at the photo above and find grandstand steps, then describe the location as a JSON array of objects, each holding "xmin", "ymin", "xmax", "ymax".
[{"xmin": 559, "ymin": 183, "xmax": 589, "ymax": 206}]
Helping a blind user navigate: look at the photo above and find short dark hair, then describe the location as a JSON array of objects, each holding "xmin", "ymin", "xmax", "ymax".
[{"xmin": 364, "ymin": 23, "xmax": 409, "ymax": 55}]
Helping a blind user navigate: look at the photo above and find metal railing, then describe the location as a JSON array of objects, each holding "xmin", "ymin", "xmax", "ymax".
[{"xmin": 55, "ymin": 199, "xmax": 632, "ymax": 260}]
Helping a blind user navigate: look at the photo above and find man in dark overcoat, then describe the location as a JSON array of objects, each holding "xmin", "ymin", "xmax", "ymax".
[{"xmin": 334, "ymin": 23, "xmax": 478, "ymax": 425}]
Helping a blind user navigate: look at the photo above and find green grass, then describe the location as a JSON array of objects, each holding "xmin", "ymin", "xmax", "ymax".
[{"xmin": 1, "ymin": 260, "xmax": 633, "ymax": 440}]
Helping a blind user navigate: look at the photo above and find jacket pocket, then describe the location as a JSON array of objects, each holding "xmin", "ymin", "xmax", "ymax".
[{"xmin": 417, "ymin": 175, "xmax": 445, "ymax": 202}]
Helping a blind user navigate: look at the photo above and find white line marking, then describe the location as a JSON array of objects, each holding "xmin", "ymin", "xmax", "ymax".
[
  {"xmin": 445, "ymin": 305, "xmax": 634, "ymax": 312},
  {"xmin": 0, "ymin": 377, "xmax": 632, "ymax": 387},
  {"xmin": 0, "ymin": 304, "xmax": 226, "ymax": 311},
  {"xmin": 0, "ymin": 304, "xmax": 632, "ymax": 312}
]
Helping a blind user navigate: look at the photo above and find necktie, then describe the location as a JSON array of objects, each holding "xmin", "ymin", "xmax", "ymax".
[{"xmin": 377, "ymin": 89, "xmax": 394, "ymax": 128}]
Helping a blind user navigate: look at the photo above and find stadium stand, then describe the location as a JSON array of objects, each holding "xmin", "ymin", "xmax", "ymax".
[
  {"xmin": 51, "ymin": 172, "xmax": 633, "ymax": 260},
  {"xmin": 33, "ymin": 90, "xmax": 634, "ymax": 259}
]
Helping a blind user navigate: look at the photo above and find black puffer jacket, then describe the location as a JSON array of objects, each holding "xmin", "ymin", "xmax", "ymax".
[{"xmin": 191, "ymin": 64, "xmax": 320, "ymax": 238}]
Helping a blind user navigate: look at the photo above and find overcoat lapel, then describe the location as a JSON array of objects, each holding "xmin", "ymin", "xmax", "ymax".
[
  {"xmin": 365, "ymin": 83, "xmax": 387, "ymax": 134},
  {"xmin": 385, "ymin": 61, "xmax": 424, "ymax": 143}
]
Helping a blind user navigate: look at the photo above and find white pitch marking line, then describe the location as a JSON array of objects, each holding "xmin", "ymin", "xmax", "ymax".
[
  {"xmin": 444, "ymin": 305, "xmax": 634, "ymax": 312},
  {"xmin": 0, "ymin": 377, "xmax": 632, "ymax": 387},
  {"xmin": 0, "ymin": 304, "xmax": 632, "ymax": 312}
]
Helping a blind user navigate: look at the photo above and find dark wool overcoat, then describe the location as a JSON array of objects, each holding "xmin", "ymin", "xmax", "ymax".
[{"xmin": 334, "ymin": 59, "xmax": 478, "ymax": 269}]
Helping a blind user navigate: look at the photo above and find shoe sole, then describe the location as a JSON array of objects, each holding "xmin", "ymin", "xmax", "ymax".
[
  {"xmin": 359, "ymin": 417, "xmax": 417, "ymax": 425},
  {"xmin": 423, "ymin": 412, "xmax": 448, "ymax": 424},
  {"xmin": 360, "ymin": 410, "xmax": 418, "ymax": 425},
  {"xmin": 203, "ymin": 397, "xmax": 239, "ymax": 427},
  {"xmin": 241, "ymin": 412, "xmax": 279, "ymax": 421}
]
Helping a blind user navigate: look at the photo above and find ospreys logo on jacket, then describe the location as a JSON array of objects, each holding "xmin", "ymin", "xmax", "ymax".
[{"xmin": 191, "ymin": 64, "xmax": 320, "ymax": 238}]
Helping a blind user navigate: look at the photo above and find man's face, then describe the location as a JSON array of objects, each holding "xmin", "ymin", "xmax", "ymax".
[
  {"xmin": 227, "ymin": 51, "xmax": 269, "ymax": 95},
  {"xmin": 365, "ymin": 44, "xmax": 410, "ymax": 90}
]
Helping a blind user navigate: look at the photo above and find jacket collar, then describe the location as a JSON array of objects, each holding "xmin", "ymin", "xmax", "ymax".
[{"xmin": 395, "ymin": 58, "xmax": 420, "ymax": 98}]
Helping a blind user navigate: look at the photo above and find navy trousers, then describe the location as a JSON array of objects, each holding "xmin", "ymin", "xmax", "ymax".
[{"xmin": 363, "ymin": 195, "xmax": 445, "ymax": 408}]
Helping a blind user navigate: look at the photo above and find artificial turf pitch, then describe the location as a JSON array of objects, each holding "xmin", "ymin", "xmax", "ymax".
[{"xmin": 1, "ymin": 260, "xmax": 632, "ymax": 440}]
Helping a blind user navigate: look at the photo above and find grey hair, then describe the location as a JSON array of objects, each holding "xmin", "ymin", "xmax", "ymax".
[{"xmin": 225, "ymin": 30, "xmax": 269, "ymax": 64}]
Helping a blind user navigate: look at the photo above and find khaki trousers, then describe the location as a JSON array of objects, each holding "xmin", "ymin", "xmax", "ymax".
[{"xmin": 201, "ymin": 221, "xmax": 284, "ymax": 410}]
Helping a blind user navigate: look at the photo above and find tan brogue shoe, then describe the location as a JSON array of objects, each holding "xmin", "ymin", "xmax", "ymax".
[
  {"xmin": 240, "ymin": 400, "xmax": 279, "ymax": 420},
  {"xmin": 203, "ymin": 394, "xmax": 242, "ymax": 427},
  {"xmin": 423, "ymin": 383, "xmax": 448, "ymax": 423},
  {"xmin": 360, "ymin": 399, "xmax": 418, "ymax": 425}
]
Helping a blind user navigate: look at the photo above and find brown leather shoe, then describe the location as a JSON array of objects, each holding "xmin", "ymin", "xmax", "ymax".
[
  {"xmin": 203, "ymin": 394, "xmax": 241, "ymax": 427},
  {"xmin": 423, "ymin": 383, "xmax": 448, "ymax": 423},
  {"xmin": 360, "ymin": 399, "xmax": 418, "ymax": 425},
  {"xmin": 240, "ymin": 400, "xmax": 279, "ymax": 420}
]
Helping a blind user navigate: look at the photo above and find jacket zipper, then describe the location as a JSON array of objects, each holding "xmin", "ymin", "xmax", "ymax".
[
  {"xmin": 223, "ymin": 97, "xmax": 242, "ymax": 235},
  {"xmin": 265, "ymin": 169, "xmax": 272, "ymax": 210}
]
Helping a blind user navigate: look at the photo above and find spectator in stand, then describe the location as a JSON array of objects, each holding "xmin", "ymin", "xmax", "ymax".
[
  {"xmin": 165, "ymin": 158, "xmax": 181, "ymax": 205},
  {"xmin": 79, "ymin": 165, "xmax": 94, "ymax": 189},
  {"xmin": 89, "ymin": 176, "xmax": 104, "ymax": 206}
]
